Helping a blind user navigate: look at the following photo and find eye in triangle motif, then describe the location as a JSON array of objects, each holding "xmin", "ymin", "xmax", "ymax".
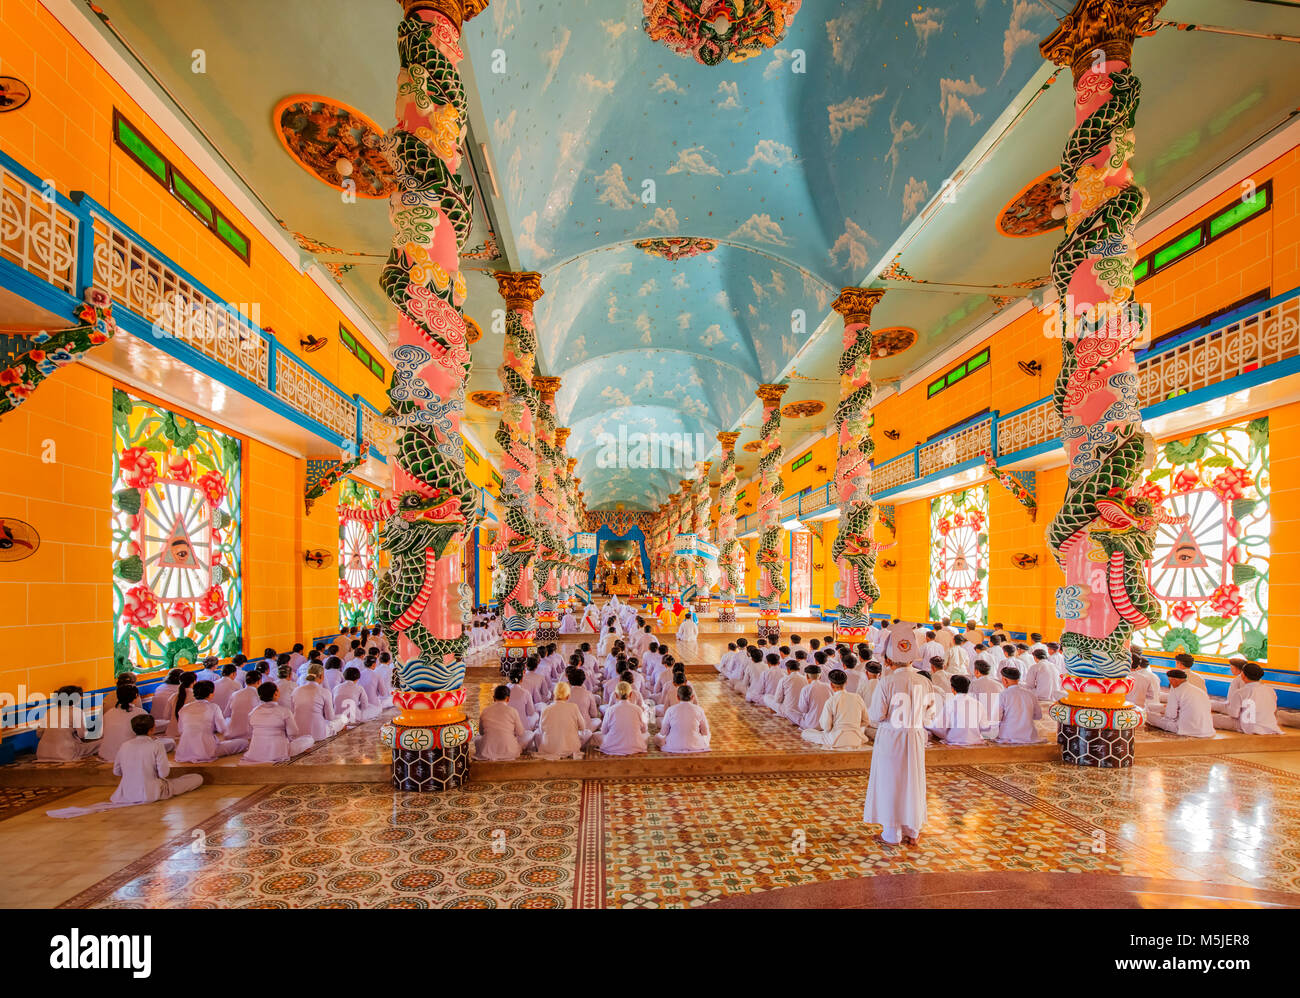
[
  {"xmin": 950, "ymin": 553, "xmax": 970, "ymax": 573},
  {"xmin": 160, "ymin": 516, "xmax": 198, "ymax": 568},
  {"xmin": 1161, "ymin": 524, "xmax": 1209, "ymax": 570}
]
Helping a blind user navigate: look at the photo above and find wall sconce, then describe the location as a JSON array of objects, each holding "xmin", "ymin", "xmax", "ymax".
[
  {"xmin": 1017, "ymin": 360, "xmax": 1043, "ymax": 377},
  {"xmin": 883, "ymin": 430, "xmax": 900, "ymax": 441}
]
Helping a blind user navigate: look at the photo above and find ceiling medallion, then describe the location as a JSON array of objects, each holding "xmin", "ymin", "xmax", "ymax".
[
  {"xmin": 872, "ymin": 326, "xmax": 918, "ymax": 358},
  {"xmin": 273, "ymin": 95, "xmax": 395, "ymax": 199},
  {"xmin": 465, "ymin": 317, "xmax": 483, "ymax": 345},
  {"xmin": 0, "ymin": 77, "xmax": 31, "ymax": 113},
  {"xmin": 643, "ymin": 0, "xmax": 802, "ymax": 66},
  {"xmin": 634, "ymin": 236, "xmax": 718, "ymax": 262},
  {"xmin": 469, "ymin": 390, "xmax": 503, "ymax": 410},
  {"xmin": 741, "ymin": 440, "xmax": 764, "ymax": 453},
  {"xmin": 781, "ymin": 399, "xmax": 824, "ymax": 419},
  {"xmin": 997, "ymin": 169, "xmax": 1067, "ymax": 238}
]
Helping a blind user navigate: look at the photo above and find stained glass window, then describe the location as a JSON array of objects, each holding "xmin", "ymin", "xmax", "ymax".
[
  {"xmin": 929, "ymin": 485, "xmax": 989, "ymax": 624},
  {"xmin": 1134, "ymin": 418, "xmax": 1269, "ymax": 661},
  {"xmin": 111, "ymin": 389, "xmax": 242, "ymax": 674},
  {"xmin": 338, "ymin": 478, "xmax": 382, "ymax": 628}
]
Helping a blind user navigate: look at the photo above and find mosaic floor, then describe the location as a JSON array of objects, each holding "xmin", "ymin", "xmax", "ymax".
[{"xmin": 6, "ymin": 753, "xmax": 1299, "ymax": 908}]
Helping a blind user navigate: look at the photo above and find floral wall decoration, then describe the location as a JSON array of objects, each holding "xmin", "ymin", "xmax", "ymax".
[
  {"xmin": 929, "ymin": 485, "xmax": 989, "ymax": 625},
  {"xmin": 1134, "ymin": 419, "xmax": 1269, "ymax": 661},
  {"xmin": 111, "ymin": 390, "xmax": 242, "ymax": 674},
  {"xmin": 981, "ymin": 451, "xmax": 1037, "ymax": 519},
  {"xmin": 338, "ymin": 478, "xmax": 382, "ymax": 629}
]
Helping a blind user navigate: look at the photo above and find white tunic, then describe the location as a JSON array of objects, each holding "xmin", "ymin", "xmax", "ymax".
[
  {"xmin": 993, "ymin": 684, "xmax": 1043, "ymax": 743},
  {"xmin": 111, "ymin": 736, "xmax": 175, "ymax": 804},
  {"xmin": 863, "ymin": 668, "xmax": 929, "ymax": 832},
  {"xmin": 291, "ymin": 682, "xmax": 339, "ymax": 741},
  {"xmin": 803, "ymin": 690, "xmax": 868, "ymax": 749},
  {"xmin": 596, "ymin": 700, "xmax": 648, "ymax": 755},
  {"xmin": 929, "ymin": 693, "xmax": 995, "ymax": 746},
  {"xmin": 1221, "ymin": 682, "xmax": 1281, "ymax": 735},
  {"xmin": 474, "ymin": 701, "xmax": 530, "ymax": 761},
  {"xmin": 174, "ymin": 700, "xmax": 231, "ymax": 762},
  {"xmin": 223, "ymin": 684, "xmax": 260, "ymax": 740},
  {"xmin": 536, "ymin": 700, "xmax": 588, "ymax": 758},
  {"xmin": 1153, "ymin": 682, "xmax": 1215, "ymax": 737},
  {"xmin": 658, "ymin": 701, "xmax": 711, "ymax": 753},
  {"xmin": 97, "ymin": 705, "xmax": 149, "ymax": 763},
  {"xmin": 242, "ymin": 702, "xmax": 308, "ymax": 763}
]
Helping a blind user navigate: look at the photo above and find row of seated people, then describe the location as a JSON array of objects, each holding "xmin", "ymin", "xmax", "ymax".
[
  {"xmin": 473, "ymin": 639, "xmax": 710, "ymax": 760},
  {"xmin": 467, "ymin": 609, "xmax": 503, "ymax": 649},
  {"xmin": 33, "ymin": 630, "xmax": 397, "ymax": 806}
]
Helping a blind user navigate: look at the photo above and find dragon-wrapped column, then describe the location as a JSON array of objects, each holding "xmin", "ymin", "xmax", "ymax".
[
  {"xmin": 375, "ymin": 0, "xmax": 487, "ymax": 792},
  {"xmin": 715, "ymin": 431, "xmax": 742, "ymax": 623},
  {"xmin": 755, "ymin": 383, "xmax": 789, "ymax": 641},
  {"xmin": 690, "ymin": 461, "xmax": 712, "ymax": 612},
  {"xmin": 1040, "ymin": 0, "xmax": 1167, "ymax": 768},
  {"xmin": 830, "ymin": 288, "xmax": 885, "ymax": 644},
  {"xmin": 532, "ymin": 376, "xmax": 563, "ymax": 640},
  {"xmin": 493, "ymin": 271, "xmax": 544, "ymax": 675}
]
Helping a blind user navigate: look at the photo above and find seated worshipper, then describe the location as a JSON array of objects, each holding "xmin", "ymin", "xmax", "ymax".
[
  {"xmin": 148, "ymin": 669, "xmax": 183, "ymax": 736},
  {"xmin": 275, "ymin": 664, "xmax": 299, "ymax": 707},
  {"xmin": 292, "ymin": 665, "xmax": 347, "ymax": 741},
  {"xmin": 334, "ymin": 667, "xmax": 379, "ymax": 724},
  {"xmin": 926, "ymin": 657, "xmax": 954, "ymax": 695},
  {"xmin": 801, "ymin": 669, "xmax": 869, "ymax": 750},
  {"xmin": 655, "ymin": 667, "xmax": 689, "ymax": 719},
  {"xmin": 969, "ymin": 660, "xmax": 1002, "ymax": 713},
  {"xmin": 927, "ymin": 675, "xmax": 996, "ymax": 747},
  {"xmin": 474, "ymin": 685, "xmax": 535, "ymax": 761},
  {"xmin": 1126, "ymin": 657, "xmax": 1161, "ymax": 711},
  {"xmin": 992, "ymin": 667, "xmax": 1045, "ymax": 744},
  {"xmin": 110, "ymin": 715, "xmax": 204, "ymax": 805},
  {"xmin": 736, "ymin": 646, "xmax": 767, "ymax": 696},
  {"xmin": 296, "ymin": 649, "xmax": 322, "ymax": 683},
  {"xmin": 919, "ymin": 631, "xmax": 945, "ymax": 668},
  {"xmin": 717, "ymin": 641, "xmax": 739, "ymax": 678},
  {"xmin": 1046, "ymin": 642, "xmax": 1066, "ymax": 681},
  {"xmin": 98, "ymin": 685, "xmax": 174, "ymax": 763},
  {"xmin": 224, "ymin": 669, "xmax": 263, "ymax": 741},
  {"xmin": 1212, "ymin": 663, "xmax": 1282, "ymax": 734},
  {"xmin": 323, "ymin": 656, "xmax": 345, "ymax": 693},
  {"xmin": 535, "ymin": 681, "xmax": 591, "ymax": 759},
  {"xmin": 174, "ymin": 680, "xmax": 249, "ymax": 762},
  {"xmin": 676, "ymin": 605, "xmax": 700, "ymax": 643},
  {"xmin": 242, "ymin": 683, "xmax": 314, "ymax": 764},
  {"xmin": 597, "ymin": 624, "xmax": 619, "ymax": 658},
  {"xmin": 766, "ymin": 659, "xmax": 806, "ymax": 720},
  {"xmin": 655, "ymin": 684, "xmax": 712, "ymax": 753},
  {"xmin": 567, "ymin": 668, "xmax": 602, "ymax": 730},
  {"xmin": 211, "ymin": 664, "xmax": 241, "ymax": 713},
  {"xmin": 1145, "ymin": 669, "xmax": 1215, "ymax": 737},
  {"xmin": 1172, "ymin": 652, "xmax": 1208, "ymax": 694},
  {"xmin": 592, "ymin": 682, "xmax": 650, "ymax": 756},
  {"xmin": 36, "ymin": 687, "xmax": 99, "ymax": 761},
  {"xmin": 1024, "ymin": 649, "xmax": 1061, "ymax": 703},
  {"xmin": 857, "ymin": 661, "xmax": 882, "ymax": 717},
  {"xmin": 194, "ymin": 656, "xmax": 221, "ymax": 683},
  {"xmin": 1214, "ymin": 657, "xmax": 1247, "ymax": 705},
  {"xmin": 520, "ymin": 656, "xmax": 552, "ymax": 704},
  {"xmin": 287, "ymin": 643, "xmax": 307, "ymax": 673},
  {"xmin": 358, "ymin": 656, "xmax": 389, "ymax": 710},
  {"xmin": 506, "ymin": 668, "xmax": 541, "ymax": 729},
  {"xmin": 796, "ymin": 663, "xmax": 833, "ymax": 730},
  {"xmin": 559, "ymin": 608, "xmax": 578, "ymax": 633}
]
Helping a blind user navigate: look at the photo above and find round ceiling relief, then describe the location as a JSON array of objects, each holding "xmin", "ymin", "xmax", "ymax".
[
  {"xmin": 634, "ymin": 236, "xmax": 718, "ymax": 262},
  {"xmin": 642, "ymin": 0, "xmax": 802, "ymax": 66},
  {"xmin": 997, "ymin": 169, "xmax": 1066, "ymax": 238},
  {"xmin": 741, "ymin": 440, "xmax": 764, "ymax": 452},
  {"xmin": 274, "ymin": 95, "xmax": 395, "ymax": 199},
  {"xmin": 465, "ymin": 316, "xmax": 483, "ymax": 345},
  {"xmin": 781, "ymin": 399, "xmax": 825, "ymax": 419},
  {"xmin": 469, "ymin": 390, "xmax": 502, "ymax": 410},
  {"xmin": 872, "ymin": 326, "xmax": 918, "ymax": 358}
]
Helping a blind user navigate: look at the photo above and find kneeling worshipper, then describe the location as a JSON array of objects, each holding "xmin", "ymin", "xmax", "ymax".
[
  {"xmin": 655, "ymin": 684, "xmax": 711, "ymax": 753},
  {"xmin": 242, "ymin": 683, "xmax": 314, "ymax": 764},
  {"xmin": 35, "ymin": 686, "xmax": 99, "ymax": 761},
  {"xmin": 334, "ymin": 666, "xmax": 380, "ymax": 724},
  {"xmin": 676, "ymin": 604, "xmax": 699, "ymax": 643},
  {"xmin": 559, "ymin": 607, "xmax": 579, "ymax": 633},
  {"xmin": 48, "ymin": 715, "xmax": 206, "ymax": 819},
  {"xmin": 149, "ymin": 669, "xmax": 184, "ymax": 736},
  {"xmin": 292, "ymin": 664, "xmax": 348, "ymax": 741},
  {"xmin": 175, "ymin": 680, "xmax": 250, "ymax": 762},
  {"xmin": 927, "ymin": 675, "xmax": 996, "ymax": 746},
  {"xmin": 992, "ymin": 667, "xmax": 1045, "ymax": 744},
  {"xmin": 863, "ymin": 622, "xmax": 929, "ymax": 847},
  {"xmin": 98, "ymin": 685, "xmax": 174, "ymax": 763},
  {"xmin": 1145, "ymin": 669, "xmax": 1215, "ymax": 737},
  {"xmin": 796, "ymin": 662, "xmax": 833, "ymax": 730},
  {"xmin": 1212, "ymin": 663, "xmax": 1282, "ymax": 734},
  {"xmin": 535, "ymin": 681, "xmax": 591, "ymax": 760},
  {"xmin": 223, "ymin": 669, "xmax": 262, "ymax": 741},
  {"xmin": 801, "ymin": 669, "xmax": 868, "ymax": 750},
  {"xmin": 592, "ymin": 682, "xmax": 650, "ymax": 756},
  {"xmin": 474, "ymin": 685, "xmax": 535, "ymax": 761},
  {"xmin": 1126, "ymin": 657, "xmax": 1161, "ymax": 711}
]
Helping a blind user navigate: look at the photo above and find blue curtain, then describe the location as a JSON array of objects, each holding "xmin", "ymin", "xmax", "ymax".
[{"xmin": 587, "ymin": 525, "xmax": 652, "ymax": 591}]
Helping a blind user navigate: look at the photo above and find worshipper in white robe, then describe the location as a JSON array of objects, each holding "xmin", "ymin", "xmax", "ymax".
[
  {"xmin": 566, "ymin": 668, "xmax": 602, "ymax": 730},
  {"xmin": 969, "ymin": 661, "xmax": 1003, "ymax": 715},
  {"xmin": 287, "ymin": 644, "xmax": 307, "ymax": 674},
  {"xmin": 242, "ymin": 684, "xmax": 314, "ymax": 763},
  {"xmin": 520, "ymin": 657, "xmax": 552, "ymax": 705},
  {"xmin": 334, "ymin": 668, "xmax": 379, "ymax": 724},
  {"xmin": 98, "ymin": 685, "xmax": 174, "ymax": 763},
  {"xmin": 796, "ymin": 664, "xmax": 833, "ymax": 730},
  {"xmin": 1046, "ymin": 642, "xmax": 1066, "ymax": 681},
  {"xmin": 919, "ymin": 632, "xmax": 944, "ymax": 669},
  {"xmin": 1024, "ymin": 649, "xmax": 1061, "ymax": 703},
  {"xmin": 292, "ymin": 666, "xmax": 347, "ymax": 741},
  {"xmin": 655, "ymin": 669, "xmax": 689, "ymax": 719},
  {"xmin": 474, "ymin": 685, "xmax": 534, "ymax": 760},
  {"xmin": 1126, "ymin": 658, "xmax": 1161, "ymax": 711},
  {"xmin": 223, "ymin": 672, "xmax": 261, "ymax": 741},
  {"xmin": 655, "ymin": 684, "xmax": 711, "ymax": 753},
  {"xmin": 35, "ymin": 687, "xmax": 99, "ymax": 761},
  {"xmin": 592, "ymin": 682, "xmax": 649, "ymax": 755},
  {"xmin": 926, "ymin": 657, "xmax": 954, "ymax": 695},
  {"xmin": 1211, "ymin": 663, "xmax": 1281, "ymax": 734},
  {"xmin": 676, "ymin": 606, "xmax": 699, "ymax": 644},
  {"xmin": 535, "ymin": 682, "xmax": 590, "ymax": 759},
  {"xmin": 210, "ymin": 665, "xmax": 241, "ymax": 714},
  {"xmin": 174, "ymin": 681, "xmax": 249, "ymax": 762},
  {"xmin": 1214, "ymin": 658, "xmax": 1247, "ymax": 705},
  {"xmin": 374, "ymin": 653, "xmax": 394, "ymax": 700},
  {"xmin": 357, "ymin": 657, "xmax": 388, "ymax": 710},
  {"xmin": 716, "ymin": 642, "xmax": 739, "ymax": 677},
  {"xmin": 863, "ymin": 623, "xmax": 930, "ymax": 846},
  {"xmin": 801, "ymin": 670, "xmax": 869, "ymax": 749},
  {"xmin": 765, "ymin": 660, "xmax": 803, "ymax": 717},
  {"xmin": 194, "ymin": 657, "xmax": 221, "ymax": 684},
  {"xmin": 1171, "ymin": 653, "xmax": 1208, "ymax": 694},
  {"xmin": 275, "ymin": 665, "xmax": 298, "ymax": 708},
  {"xmin": 111, "ymin": 715, "xmax": 203, "ymax": 804},
  {"xmin": 559, "ymin": 609, "xmax": 578, "ymax": 634},
  {"xmin": 927, "ymin": 675, "xmax": 996, "ymax": 746},
  {"xmin": 148, "ymin": 670, "xmax": 184, "ymax": 736},
  {"xmin": 1146, "ymin": 669, "xmax": 1215, "ymax": 737},
  {"xmin": 991, "ymin": 667, "xmax": 1044, "ymax": 744}
]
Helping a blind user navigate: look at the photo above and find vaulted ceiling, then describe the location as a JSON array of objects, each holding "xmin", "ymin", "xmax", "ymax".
[{"xmin": 78, "ymin": 0, "xmax": 1300, "ymax": 510}]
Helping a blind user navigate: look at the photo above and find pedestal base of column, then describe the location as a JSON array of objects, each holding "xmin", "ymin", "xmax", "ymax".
[
  {"xmin": 1049, "ymin": 702, "xmax": 1141, "ymax": 768},
  {"xmin": 716, "ymin": 598, "xmax": 736, "ymax": 623},
  {"xmin": 694, "ymin": 597, "xmax": 710, "ymax": 613},
  {"xmin": 757, "ymin": 613, "xmax": 780, "ymax": 641},
  {"xmin": 835, "ymin": 624, "xmax": 868, "ymax": 643},
  {"xmin": 500, "ymin": 631, "xmax": 534, "ymax": 677},
  {"xmin": 535, "ymin": 624, "xmax": 559, "ymax": 641},
  {"xmin": 379, "ymin": 719, "xmax": 473, "ymax": 792}
]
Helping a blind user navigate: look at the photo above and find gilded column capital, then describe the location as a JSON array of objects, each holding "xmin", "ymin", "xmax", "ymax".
[
  {"xmin": 756, "ymin": 383, "xmax": 789, "ymax": 405},
  {"xmin": 831, "ymin": 287, "xmax": 885, "ymax": 325},
  {"xmin": 532, "ymin": 376, "xmax": 562, "ymax": 404},
  {"xmin": 1039, "ymin": 0, "xmax": 1165, "ymax": 80},
  {"xmin": 494, "ymin": 271, "xmax": 545, "ymax": 311},
  {"xmin": 399, "ymin": 0, "xmax": 488, "ymax": 31},
  {"xmin": 555, "ymin": 426, "xmax": 571, "ymax": 449},
  {"xmin": 717, "ymin": 430, "xmax": 741, "ymax": 451}
]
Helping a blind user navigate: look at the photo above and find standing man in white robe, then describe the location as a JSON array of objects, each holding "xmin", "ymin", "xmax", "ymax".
[{"xmin": 863, "ymin": 622, "xmax": 929, "ymax": 846}]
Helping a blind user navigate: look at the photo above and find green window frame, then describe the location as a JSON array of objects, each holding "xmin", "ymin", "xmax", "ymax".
[
  {"xmin": 338, "ymin": 323, "xmax": 386, "ymax": 382},
  {"xmin": 1134, "ymin": 180, "xmax": 1273, "ymax": 284},
  {"xmin": 928, "ymin": 348, "xmax": 990, "ymax": 400}
]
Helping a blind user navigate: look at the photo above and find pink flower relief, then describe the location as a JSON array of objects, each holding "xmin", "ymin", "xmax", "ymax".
[
  {"xmin": 167, "ymin": 455, "xmax": 195, "ymax": 481},
  {"xmin": 119, "ymin": 447, "xmax": 158, "ymax": 489},
  {"xmin": 1134, "ymin": 482, "xmax": 1166, "ymax": 504},
  {"xmin": 1172, "ymin": 469, "xmax": 1200, "ymax": 494},
  {"xmin": 166, "ymin": 601, "xmax": 195, "ymax": 631},
  {"xmin": 198, "ymin": 586, "xmax": 227, "ymax": 621},
  {"xmin": 1210, "ymin": 467, "xmax": 1253, "ymax": 501},
  {"xmin": 122, "ymin": 585, "xmax": 159, "ymax": 628},
  {"xmin": 197, "ymin": 471, "xmax": 227, "ymax": 507},
  {"xmin": 1208, "ymin": 583, "xmax": 1244, "ymax": 619},
  {"xmin": 1170, "ymin": 600, "xmax": 1197, "ymax": 623}
]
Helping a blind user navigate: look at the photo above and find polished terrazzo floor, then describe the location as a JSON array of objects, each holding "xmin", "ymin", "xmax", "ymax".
[{"xmin": 5, "ymin": 753, "xmax": 1300, "ymax": 908}]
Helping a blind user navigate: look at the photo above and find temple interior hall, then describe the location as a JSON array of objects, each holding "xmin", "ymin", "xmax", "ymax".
[{"xmin": 1, "ymin": 0, "xmax": 1300, "ymax": 920}]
